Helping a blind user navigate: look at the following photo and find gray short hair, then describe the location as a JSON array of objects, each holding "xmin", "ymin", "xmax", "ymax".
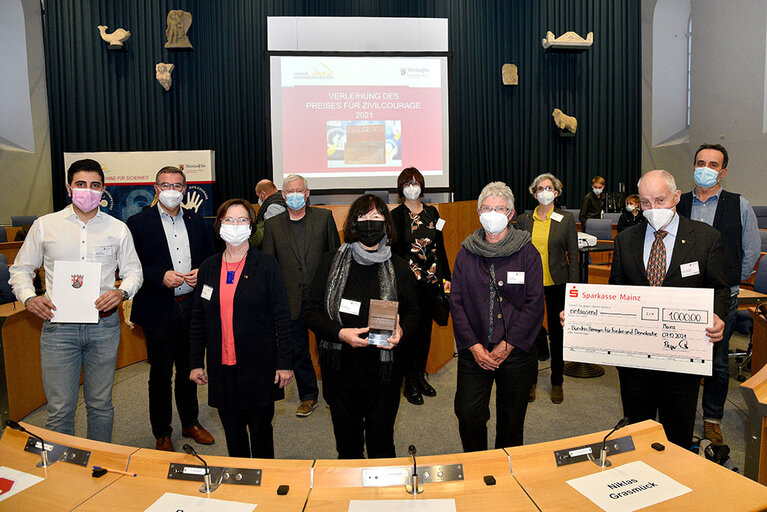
[
  {"xmin": 528, "ymin": 173, "xmax": 563, "ymax": 196},
  {"xmin": 283, "ymin": 174, "xmax": 308, "ymax": 190},
  {"xmin": 478, "ymin": 181, "xmax": 515, "ymax": 212},
  {"xmin": 638, "ymin": 169, "xmax": 677, "ymax": 194}
]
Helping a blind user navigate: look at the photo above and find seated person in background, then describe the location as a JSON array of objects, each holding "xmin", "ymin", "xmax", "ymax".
[
  {"xmin": 304, "ymin": 194, "xmax": 419, "ymax": 459},
  {"xmin": 617, "ymin": 194, "xmax": 645, "ymax": 233},
  {"xmin": 249, "ymin": 179, "xmax": 286, "ymax": 248},
  {"xmin": 579, "ymin": 175, "xmax": 606, "ymax": 230}
]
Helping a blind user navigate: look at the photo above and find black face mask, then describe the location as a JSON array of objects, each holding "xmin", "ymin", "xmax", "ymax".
[{"xmin": 356, "ymin": 220, "xmax": 386, "ymax": 247}]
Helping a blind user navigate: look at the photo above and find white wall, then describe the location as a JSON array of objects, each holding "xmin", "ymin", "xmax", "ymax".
[
  {"xmin": 0, "ymin": 0, "xmax": 52, "ymax": 226},
  {"xmin": 642, "ymin": 0, "xmax": 767, "ymax": 206}
]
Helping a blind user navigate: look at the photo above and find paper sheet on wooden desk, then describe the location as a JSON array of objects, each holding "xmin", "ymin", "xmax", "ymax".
[
  {"xmin": 349, "ymin": 499, "xmax": 456, "ymax": 512},
  {"xmin": 0, "ymin": 466, "xmax": 44, "ymax": 503},
  {"xmin": 144, "ymin": 492, "xmax": 256, "ymax": 511},
  {"xmin": 51, "ymin": 260, "xmax": 100, "ymax": 323},
  {"xmin": 566, "ymin": 461, "xmax": 691, "ymax": 512}
]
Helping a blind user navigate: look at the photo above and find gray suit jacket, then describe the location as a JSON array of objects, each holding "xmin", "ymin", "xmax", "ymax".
[
  {"xmin": 517, "ymin": 207, "xmax": 579, "ymax": 284},
  {"xmin": 262, "ymin": 207, "xmax": 341, "ymax": 319}
]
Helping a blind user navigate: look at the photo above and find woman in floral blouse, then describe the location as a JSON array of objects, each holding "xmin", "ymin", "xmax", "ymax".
[{"xmin": 391, "ymin": 167, "xmax": 451, "ymax": 405}]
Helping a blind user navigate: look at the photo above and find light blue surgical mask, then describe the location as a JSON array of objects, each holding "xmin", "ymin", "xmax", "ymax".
[
  {"xmin": 694, "ymin": 167, "xmax": 719, "ymax": 188},
  {"xmin": 286, "ymin": 192, "xmax": 305, "ymax": 210}
]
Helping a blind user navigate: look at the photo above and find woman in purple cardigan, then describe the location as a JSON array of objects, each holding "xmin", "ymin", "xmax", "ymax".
[{"xmin": 452, "ymin": 182, "xmax": 545, "ymax": 452}]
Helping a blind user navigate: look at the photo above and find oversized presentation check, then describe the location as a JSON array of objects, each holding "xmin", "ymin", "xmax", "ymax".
[{"xmin": 563, "ymin": 283, "xmax": 714, "ymax": 375}]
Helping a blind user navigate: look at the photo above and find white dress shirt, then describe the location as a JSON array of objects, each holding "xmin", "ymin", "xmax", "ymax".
[
  {"xmin": 157, "ymin": 203, "xmax": 193, "ymax": 296},
  {"xmin": 9, "ymin": 205, "xmax": 143, "ymax": 306}
]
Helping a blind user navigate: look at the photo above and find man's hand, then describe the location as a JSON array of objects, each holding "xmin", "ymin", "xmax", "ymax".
[
  {"xmin": 339, "ymin": 327, "xmax": 370, "ymax": 348},
  {"xmin": 163, "ymin": 270, "xmax": 185, "ymax": 288},
  {"xmin": 184, "ymin": 269, "xmax": 199, "ymax": 287},
  {"xmin": 190, "ymin": 368, "xmax": 208, "ymax": 385},
  {"xmin": 489, "ymin": 340, "xmax": 513, "ymax": 363},
  {"xmin": 469, "ymin": 343, "xmax": 500, "ymax": 370},
  {"xmin": 274, "ymin": 370, "xmax": 294, "ymax": 388},
  {"xmin": 381, "ymin": 315, "xmax": 402, "ymax": 351},
  {"xmin": 25, "ymin": 296, "xmax": 56, "ymax": 321},
  {"xmin": 443, "ymin": 281, "xmax": 451, "ymax": 294},
  {"xmin": 706, "ymin": 314, "xmax": 725, "ymax": 343},
  {"xmin": 94, "ymin": 289, "xmax": 123, "ymax": 312},
  {"xmin": 559, "ymin": 310, "xmax": 565, "ymax": 328}
]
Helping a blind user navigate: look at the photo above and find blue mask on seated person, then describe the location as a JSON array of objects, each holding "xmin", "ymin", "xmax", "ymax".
[{"xmin": 286, "ymin": 192, "xmax": 306, "ymax": 210}]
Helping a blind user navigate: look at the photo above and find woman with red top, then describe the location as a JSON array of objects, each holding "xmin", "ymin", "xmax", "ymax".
[{"xmin": 189, "ymin": 199, "xmax": 294, "ymax": 458}]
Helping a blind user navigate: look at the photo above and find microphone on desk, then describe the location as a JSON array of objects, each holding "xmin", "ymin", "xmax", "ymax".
[
  {"xmin": 183, "ymin": 443, "xmax": 217, "ymax": 493},
  {"xmin": 5, "ymin": 420, "xmax": 53, "ymax": 468},
  {"xmin": 595, "ymin": 417, "xmax": 631, "ymax": 468},
  {"xmin": 405, "ymin": 444, "xmax": 423, "ymax": 495}
]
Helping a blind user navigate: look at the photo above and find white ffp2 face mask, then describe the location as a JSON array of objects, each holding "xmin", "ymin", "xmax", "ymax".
[
  {"xmin": 403, "ymin": 185, "xmax": 421, "ymax": 201},
  {"xmin": 642, "ymin": 208, "xmax": 675, "ymax": 231},
  {"xmin": 219, "ymin": 224, "xmax": 251, "ymax": 246},
  {"xmin": 479, "ymin": 211, "xmax": 509, "ymax": 234},
  {"xmin": 159, "ymin": 190, "xmax": 183, "ymax": 209},
  {"xmin": 536, "ymin": 190, "xmax": 555, "ymax": 206}
]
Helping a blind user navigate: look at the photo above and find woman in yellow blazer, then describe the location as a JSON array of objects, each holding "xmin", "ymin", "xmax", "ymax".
[{"xmin": 516, "ymin": 173, "xmax": 578, "ymax": 404}]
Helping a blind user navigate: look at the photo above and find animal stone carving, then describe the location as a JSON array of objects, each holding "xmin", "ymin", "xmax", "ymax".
[
  {"xmin": 542, "ymin": 31, "xmax": 594, "ymax": 50},
  {"xmin": 165, "ymin": 10, "xmax": 193, "ymax": 49},
  {"xmin": 156, "ymin": 63, "xmax": 175, "ymax": 91},
  {"xmin": 97, "ymin": 25, "xmax": 131, "ymax": 49},
  {"xmin": 552, "ymin": 108, "xmax": 577, "ymax": 134}
]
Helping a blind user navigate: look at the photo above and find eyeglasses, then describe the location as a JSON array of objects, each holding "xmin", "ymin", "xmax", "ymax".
[
  {"xmin": 535, "ymin": 186, "xmax": 554, "ymax": 192},
  {"xmin": 157, "ymin": 182, "xmax": 184, "ymax": 191},
  {"xmin": 479, "ymin": 205, "xmax": 510, "ymax": 214},
  {"xmin": 404, "ymin": 180, "xmax": 420, "ymax": 187},
  {"xmin": 221, "ymin": 217, "xmax": 250, "ymax": 225}
]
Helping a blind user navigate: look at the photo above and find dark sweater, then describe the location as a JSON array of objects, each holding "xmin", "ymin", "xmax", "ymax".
[
  {"xmin": 616, "ymin": 209, "xmax": 646, "ymax": 233},
  {"xmin": 579, "ymin": 191, "xmax": 606, "ymax": 228}
]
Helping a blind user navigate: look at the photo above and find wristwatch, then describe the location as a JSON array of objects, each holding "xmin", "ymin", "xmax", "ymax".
[
  {"xmin": 24, "ymin": 296, "xmax": 33, "ymax": 307},
  {"xmin": 120, "ymin": 289, "xmax": 129, "ymax": 301}
]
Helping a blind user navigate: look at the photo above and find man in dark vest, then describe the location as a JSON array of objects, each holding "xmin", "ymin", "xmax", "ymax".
[
  {"xmin": 249, "ymin": 179, "xmax": 287, "ymax": 248},
  {"xmin": 677, "ymin": 143, "xmax": 760, "ymax": 446}
]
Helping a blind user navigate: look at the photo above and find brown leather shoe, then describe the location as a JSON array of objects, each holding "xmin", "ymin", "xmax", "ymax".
[
  {"xmin": 551, "ymin": 385, "xmax": 564, "ymax": 404},
  {"xmin": 182, "ymin": 425, "xmax": 215, "ymax": 445},
  {"xmin": 155, "ymin": 436, "xmax": 174, "ymax": 451}
]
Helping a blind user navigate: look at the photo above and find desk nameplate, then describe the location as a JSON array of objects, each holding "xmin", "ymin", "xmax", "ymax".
[
  {"xmin": 553, "ymin": 435, "xmax": 635, "ymax": 467},
  {"xmin": 362, "ymin": 464, "xmax": 463, "ymax": 487},
  {"xmin": 24, "ymin": 436, "xmax": 91, "ymax": 466}
]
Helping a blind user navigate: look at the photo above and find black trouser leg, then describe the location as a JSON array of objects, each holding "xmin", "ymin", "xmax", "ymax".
[
  {"xmin": 290, "ymin": 307, "xmax": 319, "ymax": 402},
  {"xmin": 494, "ymin": 349, "xmax": 537, "ymax": 448},
  {"xmin": 454, "ymin": 356, "xmax": 494, "ymax": 452},
  {"xmin": 544, "ymin": 284, "xmax": 566, "ymax": 386},
  {"xmin": 363, "ymin": 375, "xmax": 402, "ymax": 459}
]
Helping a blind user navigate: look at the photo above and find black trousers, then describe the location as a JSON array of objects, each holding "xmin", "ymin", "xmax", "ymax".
[
  {"xmin": 290, "ymin": 304, "xmax": 319, "ymax": 402},
  {"xmin": 403, "ymin": 285, "xmax": 435, "ymax": 377},
  {"xmin": 321, "ymin": 361, "xmax": 402, "ymax": 459},
  {"xmin": 217, "ymin": 365, "xmax": 275, "ymax": 458},
  {"xmin": 454, "ymin": 347, "xmax": 537, "ymax": 452},
  {"xmin": 544, "ymin": 283, "xmax": 566, "ymax": 386},
  {"xmin": 617, "ymin": 366, "xmax": 700, "ymax": 449},
  {"xmin": 142, "ymin": 297, "xmax": 199, "ymax": 439}
]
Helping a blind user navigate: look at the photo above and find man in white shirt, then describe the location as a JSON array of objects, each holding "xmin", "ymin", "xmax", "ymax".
[{"xmin": 9, "ymin": 158, "xmax": 143, "ymax": 442}]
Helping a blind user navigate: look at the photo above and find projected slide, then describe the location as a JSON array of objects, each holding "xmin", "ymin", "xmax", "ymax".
[{"xmin": 270, "ymin": 56, "xmax": 449, "ymax": 190}]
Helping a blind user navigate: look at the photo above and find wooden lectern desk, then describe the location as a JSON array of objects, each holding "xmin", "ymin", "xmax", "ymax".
[{"xmin": 741, "ymin": 363, "xmax": 767, "ymax": 484}]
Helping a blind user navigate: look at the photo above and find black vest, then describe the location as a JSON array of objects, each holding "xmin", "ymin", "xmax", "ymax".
[
  {"xmin": 677, "ymin": 189, "xmax": 742, "ymax": 287},
  {"xmin": 256, "ymin": 192, "xmax": 287, "ymax": 223}
]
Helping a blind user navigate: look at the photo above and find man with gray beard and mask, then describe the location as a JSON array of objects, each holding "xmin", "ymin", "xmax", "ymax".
[
  {"xmin": 127, "ymin": 166, "xmax": 215, "ymax": 451},
  {"xmin": 608, "ymin": 169, "xmax": 729, "ymax": 449}
]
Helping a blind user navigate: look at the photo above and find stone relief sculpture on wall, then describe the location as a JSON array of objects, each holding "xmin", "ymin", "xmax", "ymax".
[
  {"xmin": 164, "ymin": 10, "xmax": 193, "ymax": 49},
  {"xmin": 97, "ymin": 25, "xmax": 131, "ymax": 49},
  {"xmin": 501, "ymin": 63, "xmax": 518, "ymax": 85},
  {"xmin": 156, "ymin": 63, "xmax": 175, "ymax": 91},
  {"xmin": 542, "ymin": 31, "xmax": 593, "ymax": 51},
  {"xmin": 552, "ymin": 108, "xmax": 577, "ymax": 134}
]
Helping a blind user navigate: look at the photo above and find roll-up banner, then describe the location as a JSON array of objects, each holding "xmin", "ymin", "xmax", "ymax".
[{"xmin": 63, "ymin": 150, "xmax": 215, "ymax": 222}]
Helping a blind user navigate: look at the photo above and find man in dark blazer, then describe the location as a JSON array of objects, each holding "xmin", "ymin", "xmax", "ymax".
[
  {"xmin": 127, "ymin": 167, "xmax": 215, "ymax": 451},
  {"xmin": 262, "ymin": 174, "xmax": 341, "ymax": 417},
  {"xmin": 610, "ymin": 169, "xmax": 728, "ymax": 449}
]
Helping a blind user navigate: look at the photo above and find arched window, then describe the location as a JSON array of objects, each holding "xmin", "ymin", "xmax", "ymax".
[
  {"xmin": 651, "ymin": 0, "xmax": 692, "ymax": 146},
  {"xmin": 0, "ymin": 0, "xmax": 35, "ymax": 152}
]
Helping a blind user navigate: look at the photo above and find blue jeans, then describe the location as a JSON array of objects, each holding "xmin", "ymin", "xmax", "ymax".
[
  {"xmin": 40, "ymin": 312, "xmax": 120, "ymax": 442},
  {"xmin": 702, "ymin": 293, "xmax": 738, "ymax": 422}
]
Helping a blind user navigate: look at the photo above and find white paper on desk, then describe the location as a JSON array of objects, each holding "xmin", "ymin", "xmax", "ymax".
[
  {"xmin": 349, "ymin": 500, "xmax": 456, "ymax": 512},
  {"xmin": 0, "ymin": 466, "xmax": 44, "ymax": 503},
  {"xmin": 144, "ymin": 492, "xmax": 256, "ymax": 512},
  {"xmin": 50, "ymin": 261, "xmax": 101, "ymax": 323},
  {"xmin": 566, "ymin": 460, "xmax": 691, "ymax": 512},
  {"xmin": 563, "ymin": 283, "xmax": 714, "ymax": 375}
]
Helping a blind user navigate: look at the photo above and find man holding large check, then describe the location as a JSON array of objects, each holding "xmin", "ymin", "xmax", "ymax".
[{"xmin": 563, "ymin": 170, "xmax": 729, "ymax": 449}]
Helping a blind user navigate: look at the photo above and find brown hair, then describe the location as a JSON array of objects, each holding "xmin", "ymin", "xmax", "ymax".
[
  {"xmin": 592, "ymin": 176, "xmax": 606, "ymax": 186},
  {"xmin": 214, "ymin": 198, "xmax": 257, "ymax": 235},
  {"xmin": 626, "ymin": 194, "xmax": 640, "ymax": 204},
  {"xmin": 155, "ymin": 166, "xmax": 186, "ymax": 185},
  {"xmin": 343, "ymin": 194, "xmax": 395, "ymax": 244},
  {"xmin": 396, "ymin": 167, "xmax": 425, "ymax": 198}
]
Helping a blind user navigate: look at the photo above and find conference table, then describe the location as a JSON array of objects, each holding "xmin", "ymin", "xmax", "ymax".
[{"xmin": 2, "ymin": 420, "xmax": 767, "ymax": 511}]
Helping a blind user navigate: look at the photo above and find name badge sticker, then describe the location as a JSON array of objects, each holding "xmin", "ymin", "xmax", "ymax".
[
  {"xmin": 550, "ymin": 212, "xmax": 564, "ymax": 222},
  {"xmin": 680, "ymin": 261, "xmax": 700, "ymax": 278},
  {"xmin": 201, "ymin": 285, "xmax": 213, "ymax": 301},
  {"xmin": 507, "ymin": 271, "xmax": 525, "ymax": 285},
  {"xmin": 340, "ymin": 299, "xmax": 361, "ymax": 316},
  {"xmin": 435, "ymin": 218, "xmax": 446, "ymax": 231},
  {"xmin": 95, "ymin": 245, "xmax": 114, "ymax": 259}
]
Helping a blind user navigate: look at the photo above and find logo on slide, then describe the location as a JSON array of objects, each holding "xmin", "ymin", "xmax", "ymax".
[
  {"xmin": 0, "ymin": 477, "xmax": 15, "ymax": 495},
  {"xmin": 569, "ymin": 286, "xmax": 579, "ymax": 298},
  {"xmin": 71, "ymin": 274, "xmax": 84, "ymax": 289}
]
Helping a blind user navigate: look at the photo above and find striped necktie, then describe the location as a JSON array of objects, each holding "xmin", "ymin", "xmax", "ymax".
[{"xmin": 647, "ymin": 229, "xmax": 668, "ymax": 287}]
